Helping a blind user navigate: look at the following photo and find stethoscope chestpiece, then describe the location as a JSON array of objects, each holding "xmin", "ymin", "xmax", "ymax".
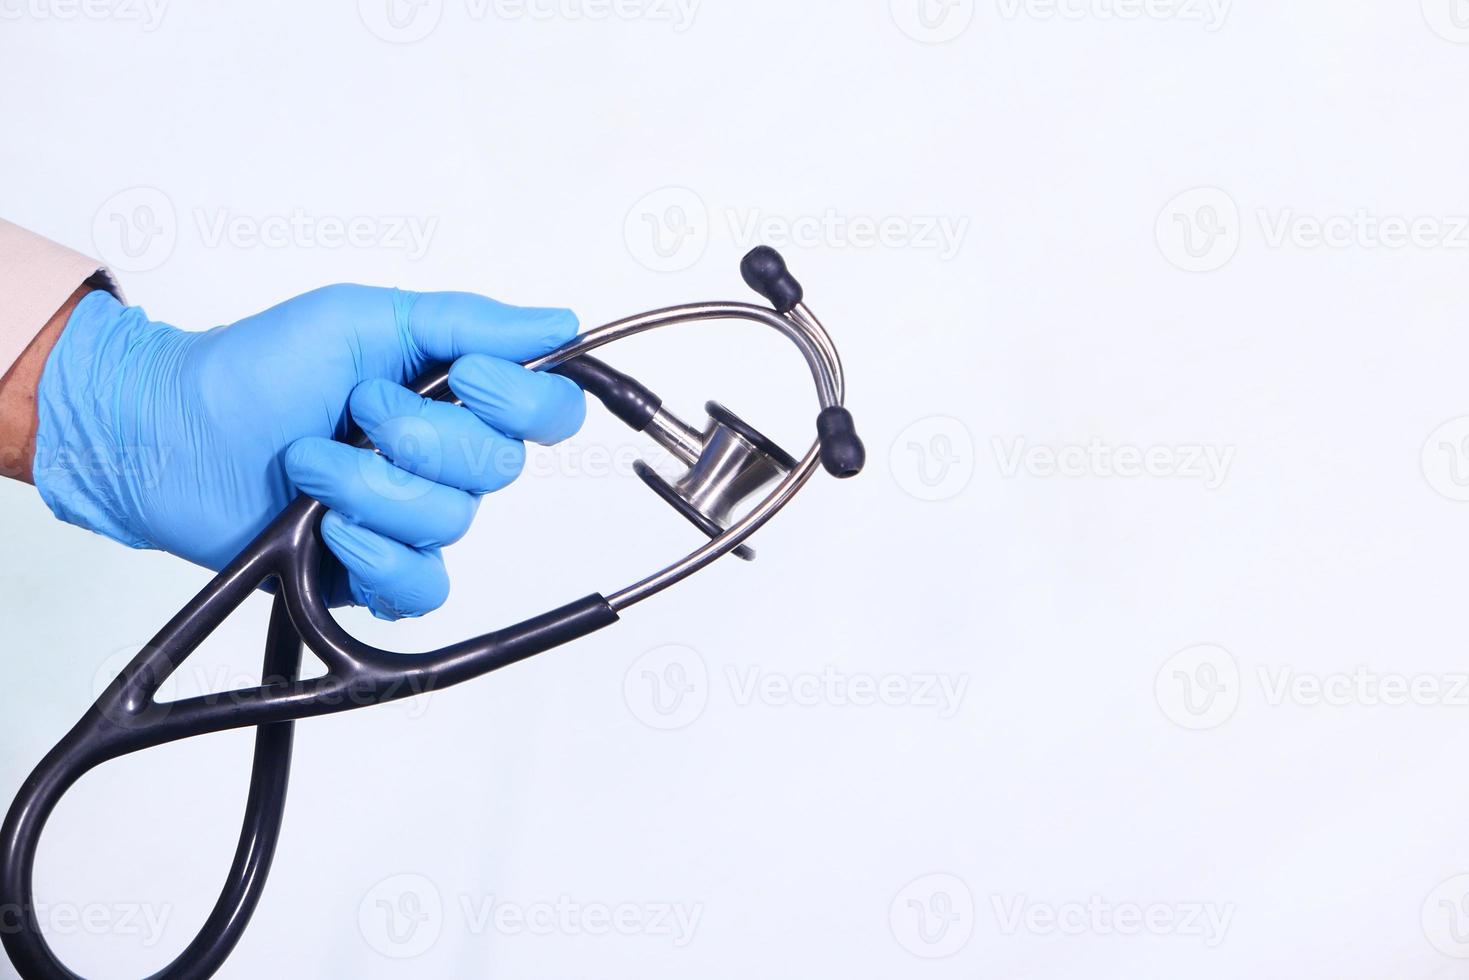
[{"xmin": 633, "ymin": 401, "xmax": 799, "ymax": 561}]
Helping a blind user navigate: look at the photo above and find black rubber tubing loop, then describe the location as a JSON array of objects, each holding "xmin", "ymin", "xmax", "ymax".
[
  {"xmin": 0, "ymin": 361, "xmax": 624, "ymax": 980},
  {"xmin": 0, "ymin": 595, "xmax": 302, "ymax": 980}
]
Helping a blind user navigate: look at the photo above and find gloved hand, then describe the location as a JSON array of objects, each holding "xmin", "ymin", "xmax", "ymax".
[{"xmin": 32, "ymin": 284, "xmax": 586, "ymax": 620}]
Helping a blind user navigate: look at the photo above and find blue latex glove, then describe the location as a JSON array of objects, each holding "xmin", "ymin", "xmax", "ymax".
[{"xmin": 33, "ymin": 285, "xmax": 586, "ymax": 620}]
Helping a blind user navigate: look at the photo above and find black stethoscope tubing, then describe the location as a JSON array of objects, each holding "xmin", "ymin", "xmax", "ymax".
[{"xmin": 0, "ymin": 247, "xmax": 862, "ymax": 980}]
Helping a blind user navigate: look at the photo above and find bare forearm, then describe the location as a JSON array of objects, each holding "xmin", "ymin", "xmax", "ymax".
[{"xmin": 0, "ymin": 285, "xmax": 90, "ymax": 484}]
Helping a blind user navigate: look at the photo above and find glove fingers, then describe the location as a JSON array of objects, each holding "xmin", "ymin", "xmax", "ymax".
[
  {"xmin": 405, "ymin": 291, "xmax": 579, "ymax": 364},
  {"xmin": 284, "ymin": 437, "xmax": 478, "ymax": 548},
  {"xmin": 350, "ymin": 379, "xmax": 526, "ymax": 494},
  {"xmin": 320, "ymin": 511, "xmax": 449, "ymax": 620},
  {"xmin": 448, "ymin": 354, "xmax": 587, "ymax": 445}
]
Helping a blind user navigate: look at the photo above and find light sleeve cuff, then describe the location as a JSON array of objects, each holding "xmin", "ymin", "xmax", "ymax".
[{"xmin": 0, "ymin": 218, "xmax": 121, "ymax": 378}]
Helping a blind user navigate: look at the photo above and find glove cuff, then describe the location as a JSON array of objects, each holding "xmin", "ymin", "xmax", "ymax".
[{"xmin": 33, "ymin": 291, "xmax": 186, "ymax": 550}]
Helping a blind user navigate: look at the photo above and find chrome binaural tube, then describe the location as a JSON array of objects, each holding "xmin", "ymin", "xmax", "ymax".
[{"xmin": 525, "ymin": 301, "xmax": 844, "ymax": 413}]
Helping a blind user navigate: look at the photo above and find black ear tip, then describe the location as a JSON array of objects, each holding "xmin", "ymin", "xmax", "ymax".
[
  {"xmin": 823, "ymin": 443, "xmax": 865, "ymax": 478},
  {"xmin": 816, "ymin": 406, "xmax": 865, "ymax": 478},
  {"xmin": 740, "ymin": 245, "xmax": 784, "ymax": 275},
  {"xmin": 740, "ymin": 246, "xmax": 804, "ymax": 314}
]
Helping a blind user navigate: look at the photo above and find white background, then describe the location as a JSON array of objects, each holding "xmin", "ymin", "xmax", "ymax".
[{"xmin": 4, "ymin": 1, "xmax": 1469, "ymax": 977}]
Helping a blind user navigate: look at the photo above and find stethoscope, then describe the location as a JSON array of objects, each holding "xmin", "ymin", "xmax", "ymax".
[{"xmin": 0, "ymin": 247, "xmax": 863, "ymax": 980}]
